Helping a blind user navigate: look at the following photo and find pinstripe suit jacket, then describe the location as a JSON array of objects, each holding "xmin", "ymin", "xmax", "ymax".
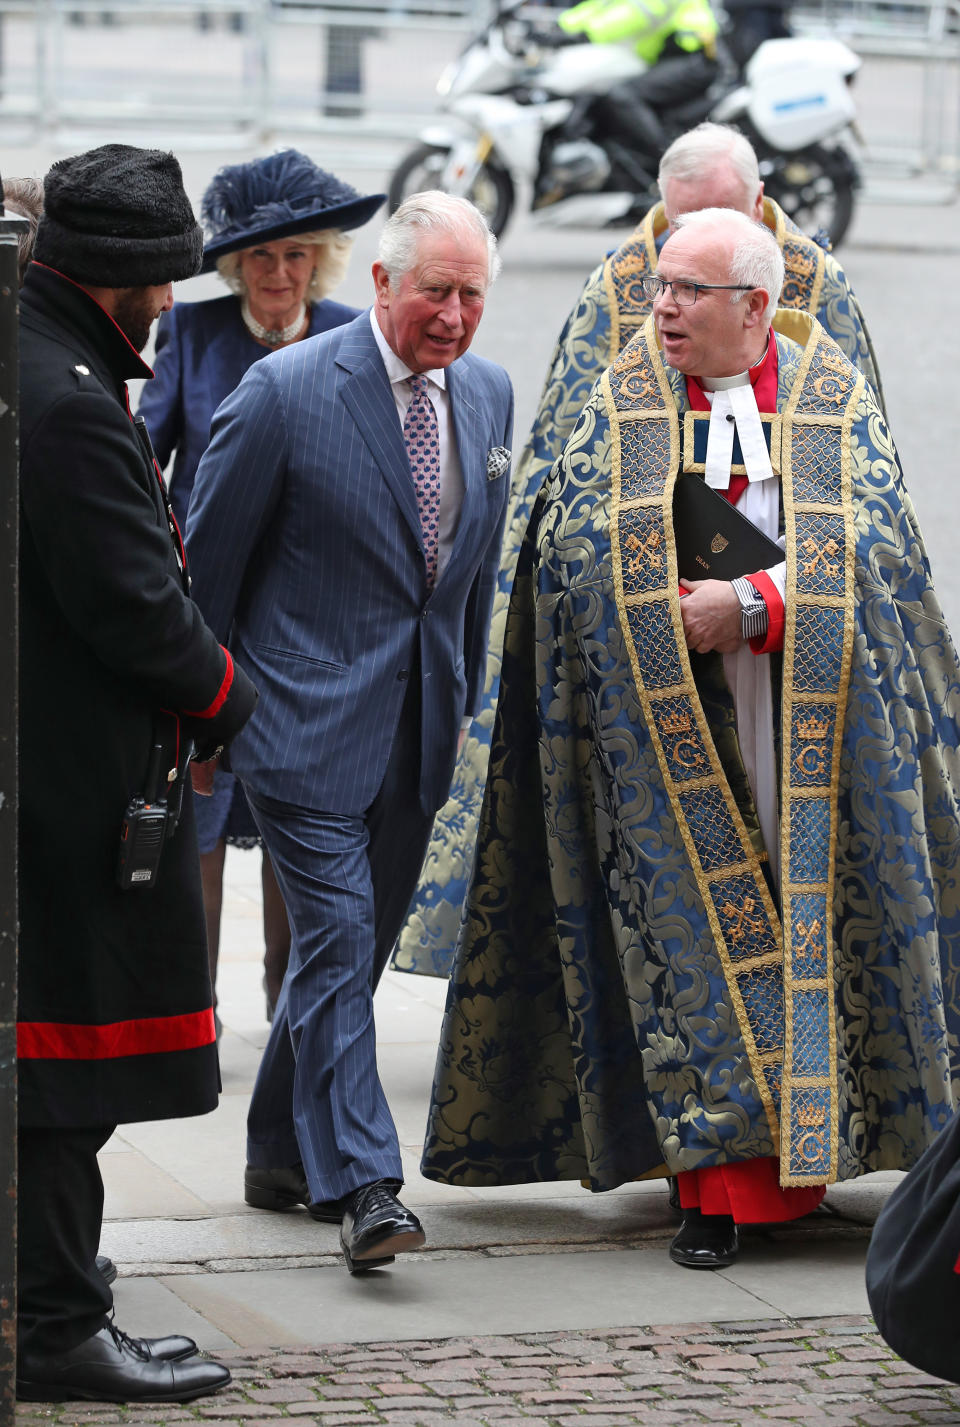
[{"xmin": 186, "ymin": 310, "xmax": 513, "ymax": 816}]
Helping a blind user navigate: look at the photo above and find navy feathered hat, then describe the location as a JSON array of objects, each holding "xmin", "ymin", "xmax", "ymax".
[{"xmin": 200, "ymin": 149, "xmax": 385, "ymax": 273}]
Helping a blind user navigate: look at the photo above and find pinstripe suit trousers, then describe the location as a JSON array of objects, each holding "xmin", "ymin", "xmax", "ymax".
[{"xmin": 244, "ymin": 675, "xmax": 435, "ymax": 1201}]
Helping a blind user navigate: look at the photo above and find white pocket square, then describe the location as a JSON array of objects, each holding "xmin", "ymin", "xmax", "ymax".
[{"xmin": 486, "ymin": 446, "xmax": 511, "ymax": 480}]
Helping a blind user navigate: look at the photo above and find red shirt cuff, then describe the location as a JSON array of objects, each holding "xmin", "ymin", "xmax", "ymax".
[{"xmin": 746, "ymin": 569, "xmax": 784, "ymax": 654}]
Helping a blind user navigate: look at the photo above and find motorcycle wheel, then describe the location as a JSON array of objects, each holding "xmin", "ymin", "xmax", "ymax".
[
  {"xmin": 758, "ymin": 142, "xmax": 856, "ymax": 249},
  {"xmin": 387, "ymin": 143, "xmax": 515, "ymax": 238}
]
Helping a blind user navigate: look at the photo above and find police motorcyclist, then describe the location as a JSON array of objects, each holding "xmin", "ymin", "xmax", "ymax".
[{"xmin": 558, "ymin": 0, "xmax": 720, "ymax": 162}]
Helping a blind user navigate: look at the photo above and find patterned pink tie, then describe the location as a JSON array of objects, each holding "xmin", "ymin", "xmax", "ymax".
[{"xmin": 403, "ymin": 374, "xmax": 441, "ymax": 589}]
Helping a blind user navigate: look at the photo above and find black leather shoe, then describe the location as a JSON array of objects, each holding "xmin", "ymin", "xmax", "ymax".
[
  {"xmin": 668, "ymin": 1208, "xmax": 739, "ymax": 1269},
  {"xmin": 138, "ymin": 1332, "xmax": 199, "ymax": 1363},
  {"xmin": 96, "ymin": 1254, "xmax": 117, "ymax": 1285},
  {"xmin": 16, "ymin": 1322, "xmax": 231, "ymax": 1402},
  {"xmin": 244, "ymin": 1163, "xmax": 345, "ymax": 1223},
  {"xmin": 340, "ymin": 1180, "xmax": 425, "ymax": 1274}
]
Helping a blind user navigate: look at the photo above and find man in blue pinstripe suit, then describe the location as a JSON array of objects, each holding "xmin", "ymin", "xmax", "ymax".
[{"xmin": 186, "ymin": 193, "xmax": 513, "ymax": 1274}]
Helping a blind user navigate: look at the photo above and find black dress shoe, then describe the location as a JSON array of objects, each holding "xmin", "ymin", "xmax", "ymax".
[
  {"xmin": 668, "ymin": 1207, "xmax": 739, "ymax": 1269},
  {"xmin": 137, "ymin": 1332, "xmax": 199, "ymax": 1363},
  {"xmin": 244, "ymin": 1163, "xmax": 345, "ymax": 1223},
  {"xmin": 96, "ymin": 1254, "xmax": 117, "ymax": 1285},
  {"xmin": 16, "ymin": 1322, "xmax": 231, "ymax": 1403},
  {"xmin": 339, "ymin": 1180, "xmax": 425, "ymax": 1274}
]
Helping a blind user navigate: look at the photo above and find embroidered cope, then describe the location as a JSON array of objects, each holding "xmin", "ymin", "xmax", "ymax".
[{"xmin": 420, "ymin": 310, "xmax": 960, "ymax": 1198}]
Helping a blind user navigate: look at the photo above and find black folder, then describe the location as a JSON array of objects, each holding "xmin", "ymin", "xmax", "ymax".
[{"xmin": 673, "ymin": 471, "xmax": 783, "ymax": 582}]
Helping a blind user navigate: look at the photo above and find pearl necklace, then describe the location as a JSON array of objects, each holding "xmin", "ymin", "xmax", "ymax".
[{"xmin": 241, "ymin": 300, "xmax": 308, "ymax": 346}]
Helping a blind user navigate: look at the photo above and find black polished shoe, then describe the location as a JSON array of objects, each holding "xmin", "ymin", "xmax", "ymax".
[
  {"xmin": 340, "ymin": 1180, "xmax": 425, "ymax": 1274},
  {"xmin": 668, "ymin": 1207, "xmax": 739, "ymax": 1269},
  {"xmin": 16, "ymin": 1322, "xmax": 231, "ymax": 1403},
  {"xmin": 137, "ymin": 1332, "xmax": 200, "ymax": 1363},
  {"xmin": 96, "ymin": 1254, "xmax": 117, "ymax": 1285},
  {"xmin": 244, "ymin": 1163, "xmax": 345, "ymax": 1223}
]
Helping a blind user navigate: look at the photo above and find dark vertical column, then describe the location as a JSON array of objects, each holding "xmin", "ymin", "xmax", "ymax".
[
  {"xmin": 321, "ymin": 23, "xmax": 368, "ymax": 118},
  {"xmin": 0, "ymin": 195, "xmax": 26, "ymax": 1427}
]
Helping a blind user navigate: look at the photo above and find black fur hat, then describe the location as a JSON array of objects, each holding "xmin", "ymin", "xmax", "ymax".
[
  {"xmin": 199, "ymin": 149, "xmax": 385, "ymax": 273},
  {"xmin": 34, "ymin": 143, "xmax": 203, "ymax": 287}
]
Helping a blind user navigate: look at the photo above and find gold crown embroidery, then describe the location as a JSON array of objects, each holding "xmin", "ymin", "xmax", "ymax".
[{"xmin": 661, "ymin": 710, "xmax": 692, "ymax": 737}]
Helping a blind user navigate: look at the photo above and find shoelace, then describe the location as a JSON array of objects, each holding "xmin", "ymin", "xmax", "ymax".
[
  {"xmin": 105, "ymin": 1314, "xmax": 150, "ymax": 1362},
  {"xmin": 352, "ymin": 1180, "xmax": 400, "ymax": 1217}
]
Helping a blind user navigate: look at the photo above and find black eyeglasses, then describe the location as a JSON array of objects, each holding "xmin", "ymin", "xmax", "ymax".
[{"xmin": 641, "ymin": 275, "xmax": 755, "ymax": 306}]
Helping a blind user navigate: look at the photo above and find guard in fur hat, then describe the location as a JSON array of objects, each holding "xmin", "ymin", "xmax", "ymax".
[
  {"xmin": 16, "ymin": 143, "xmax": 257, "ymax": 1404},
  {"xmin": 137, "ymin": 149, "xmax": 384, "ymax": 1040}
]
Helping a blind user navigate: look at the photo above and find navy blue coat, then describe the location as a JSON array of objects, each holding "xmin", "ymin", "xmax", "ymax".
[
  {"xmin": 137, "ymin": 293, "xmax": 359, "ymax": 530},
  {"xmin": 186, "ymin": 310, "xmax": 513, "ymax": 817}
]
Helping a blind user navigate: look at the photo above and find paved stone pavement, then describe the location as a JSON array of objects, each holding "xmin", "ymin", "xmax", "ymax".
[{"xmin": 13, "ymin": 1316, "xmax": 960, "ymax": 1426}]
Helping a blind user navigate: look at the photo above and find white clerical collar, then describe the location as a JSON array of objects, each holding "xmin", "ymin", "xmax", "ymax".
[
  {"xmin": 702, "ymin": 374, "xmax": 774, "ymax": 489},
  {"xmin": 369, "ymin": 307, "xmax": 447, "ymax": 391},
  {"xmin": 701, "ymin": 370, "xmax": 751, "ymax": 391}
]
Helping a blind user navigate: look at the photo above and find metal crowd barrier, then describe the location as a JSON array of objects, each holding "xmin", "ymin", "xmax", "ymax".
[
  {"xmin": 0, "ymin": 0, "xmax": 492, "ymax": 146},
  {"xmin": 0, "ymin": 0, "xmax": 957, "ymax": 198},
  {"xmin": 792, "ymin": 0, "xmax": 960, "ymax": 200}
]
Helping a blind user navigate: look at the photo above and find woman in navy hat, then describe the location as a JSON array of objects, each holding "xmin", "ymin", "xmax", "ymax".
[{"xmin": 138, "ymin": 149, "xmax": 384, "ymax": 1029}]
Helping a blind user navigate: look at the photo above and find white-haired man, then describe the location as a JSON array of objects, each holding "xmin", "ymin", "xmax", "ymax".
[
  {"xmin": 520, "ymin": 122, "xmax": 883, "ymax": 507},
  {"xmin": 395, "ymin": 120, "xmax": 882, "ymax": 983},
  {"xmin": 186, "ymin": 192, "xmax": 513, "ymax": 1273},
  {"xmin": 420, "ymin": 208, "xmax": 960, "ymax": 1272}
]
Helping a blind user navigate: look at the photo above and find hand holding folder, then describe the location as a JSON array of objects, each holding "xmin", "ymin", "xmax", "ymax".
[{"xmin": 673, "ymin": 471, "xmax": 782, "ymax": 584}]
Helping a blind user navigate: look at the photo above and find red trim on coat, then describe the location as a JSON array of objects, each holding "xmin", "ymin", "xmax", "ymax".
[
  {"xmin": 31, "ymin": 262, "xmax": 155, "ymax": 374},
  {"xmin": 955, "ymin": 1250, "xmax": 960, "ymax": 1275},
  {"xmin": 182, "ymin": 648, "xmax": 235, "ymax": 719},
  {"xmin": 122, "ymin": 384, "xmax": 189, "ymax": 574},
  {"xmin": 17, "ymin": 1007, "xmax": 216, "ymax": 1060}
]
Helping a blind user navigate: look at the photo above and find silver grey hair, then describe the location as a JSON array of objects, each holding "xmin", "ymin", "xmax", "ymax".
[
  {"xmin": 4, "ymin": 175, "xmax": 44, "ymax": 287},
  {"xmin": 377, "ymin": 191, "xmax": 501, "ymax": 288},
  {"xmin": 674, "ymin": 207, "xmax": 784, "ymax": 318},
  {"xmin": 658, "ymin": 122, "xmax": 761, "ymax": 207},
  {"xmin": 216, "ymin": 228, "xmax": 353, "ymax": 304}
]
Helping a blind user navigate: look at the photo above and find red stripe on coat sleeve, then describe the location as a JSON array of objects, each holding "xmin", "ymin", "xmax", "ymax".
[
  {"xmin": 17, "ymin": 1008, "xmax": 216, "ymax": 1060},
  {"xmin": 182, "ymin": 647, "xmax": 234, "ymax": 719}
]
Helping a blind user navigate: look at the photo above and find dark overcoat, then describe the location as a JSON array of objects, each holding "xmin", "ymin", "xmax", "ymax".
[
  {"xmin": 866, "ymin": 1110, "xmax": 960, "ymax": 1382},
  {"xmin": 17, "ymin": 262, "xmax": 257, "ymax": 1129}
]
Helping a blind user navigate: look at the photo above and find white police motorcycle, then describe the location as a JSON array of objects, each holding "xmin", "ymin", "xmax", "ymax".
[{"xmin": 387, "ymin": 4, "xmax": 862, "ymax": 246}]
